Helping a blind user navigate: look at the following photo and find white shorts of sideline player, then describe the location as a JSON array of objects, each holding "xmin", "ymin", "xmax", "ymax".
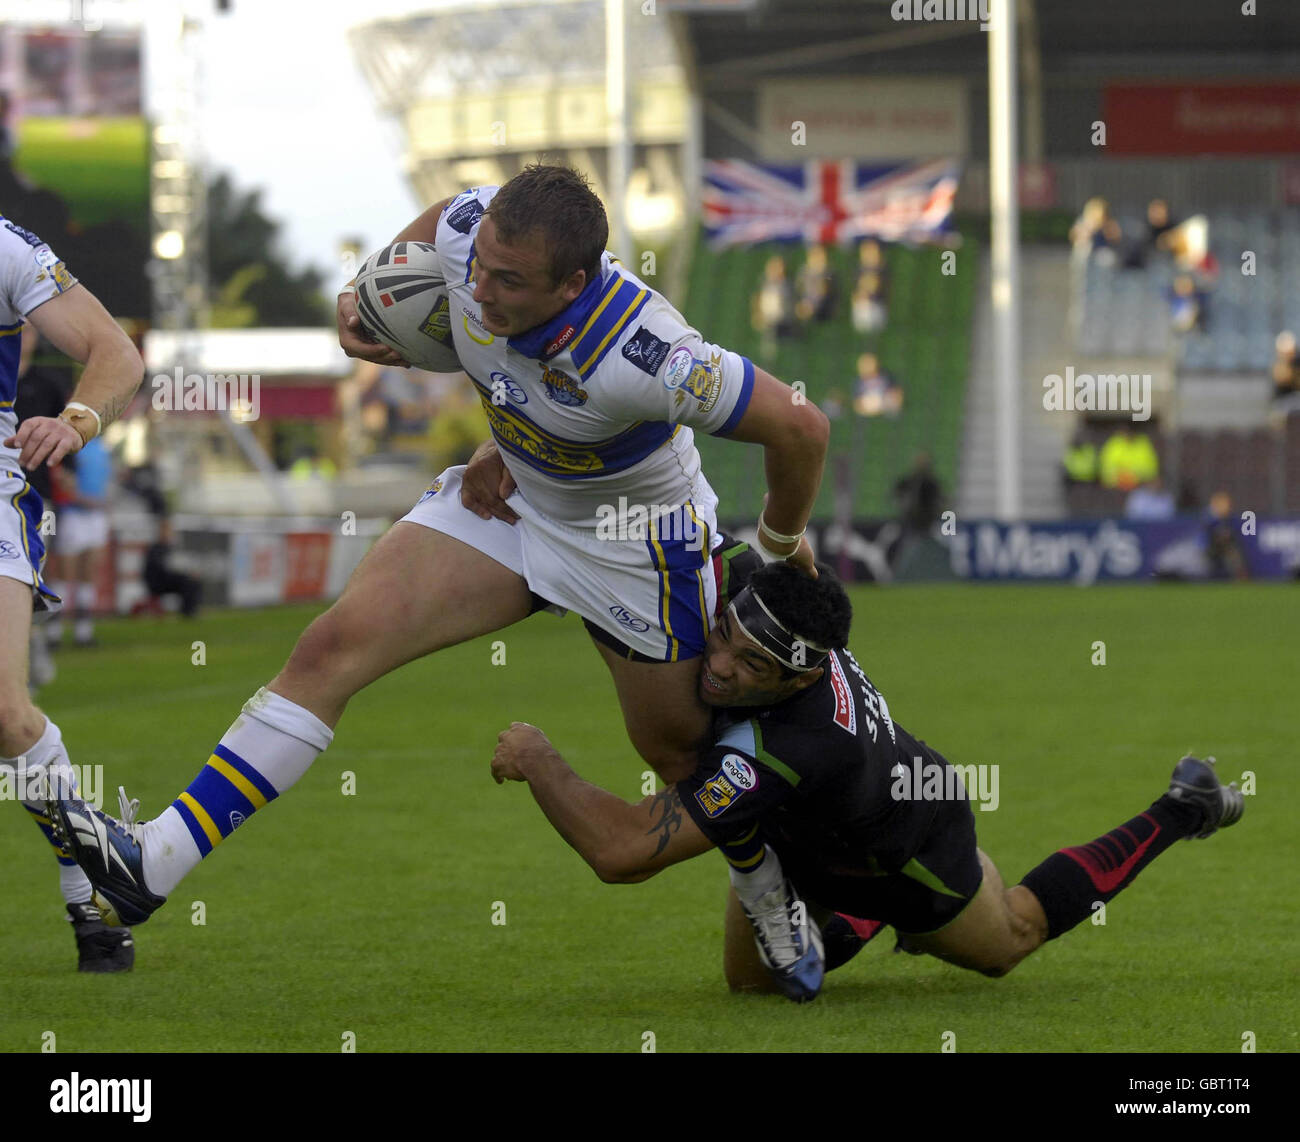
[
  {"xmin": 401, "ymin": 464, "xmax": 723, "ymax": 662},
  {"xmin": 0, "ymin": 430, "xmax": 60, "ymax": 614},
  {"xmin": 56, "ymin": 507, "xmax": 109, "ymax": 557}
]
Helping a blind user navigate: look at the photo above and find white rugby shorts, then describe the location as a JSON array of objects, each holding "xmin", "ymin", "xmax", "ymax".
[{"xmin": 399, "ymin": 464, "xmax": 722, "ymax": 662}]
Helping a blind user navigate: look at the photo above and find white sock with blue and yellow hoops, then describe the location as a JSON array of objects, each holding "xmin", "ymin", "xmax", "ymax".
[{"xmin": 140, "ymin": 687, "xmax": 333, "ymax": 896}]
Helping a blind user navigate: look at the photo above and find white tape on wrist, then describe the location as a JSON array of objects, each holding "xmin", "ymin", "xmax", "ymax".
[
  {"xmin": 753, "ymin": 531, "xmax": 798, "ymax": 563},
  {"xmin": 60, "ymin": 402, "xmax": 101, "ymax": 443}
]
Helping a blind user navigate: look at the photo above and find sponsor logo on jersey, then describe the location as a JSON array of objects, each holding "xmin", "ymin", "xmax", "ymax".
[
  {"xmin": 664, "ymin": 347, "xmax": 693, "ymax": 389},
  {"xmin": 52, "ymin": 262, "xmax": 74, "ymax": 292},
  {"xmin": 446, "ymin": 197, "xmax": 485, "ymax": 234},
  {"xmin": 490, "ymin": 371, "xmax": 527, "ymax": 404},
  {"xmin": 721, "ymin": 753, "xmax": 757, "ymax": 790},
  {"xmin": 695, "ymin": 769, "xmax": 743, "ymax": 818},
  {"xmin": 462, "ymin": 305, "xmax": 495, "ymax": 345},
  {"xmin": 621, "ymin": 326, "xmax": 671, "ymax": 375},
  {"xmin": 540, "ymin": 365, "xmax": 588, "ymax": 407},
  {"xmin": 229, "ymin": 810, "xmax": 246, "ymax": 830},
  {"xmin": 419, "ymin": 297, "xmax": 453, "ymax": 344},
  {"xmin": 608, "ymin": 605, "xmax": 650, "ymax": 633},
  {"xmin": 34, "ymin": 246, "xmax": 58, "ymax": 268},
  {"xmin": 828, "ymin": 654, "xmax": 857, "ymax": 736},
  {"xmin": 663, "ymin": 347, "xmax": 723, "ymax": 412},
  {"xmin": 844, "ymin": 648, "xmax": 895, "ymax": 744},
  {"xmin": 479, "ymin": 402, "xmax": 605, "ymax": 473},
  {"xmin": 0, "ymin": 539, "xmax": 19, "ymax": 560},
  {"xmin": 544, "ymin": 324, "xmax": 577, "ymax": 358},
  {"xmin": 418, "ymin": 477, "xmax": 444, "ymax": 503},
  {"xmin": 2, "ymin": 219, "xmax": 42, "ymax": 247}
]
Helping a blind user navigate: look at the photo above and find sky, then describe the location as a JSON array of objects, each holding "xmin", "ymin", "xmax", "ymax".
[
  {"xmin": 194, "ymin": 0, "xmax": 450, "ymax": 287},
  {"xmin": 9, "ymin": 0, "xmax": 587, "ymax": 287}
]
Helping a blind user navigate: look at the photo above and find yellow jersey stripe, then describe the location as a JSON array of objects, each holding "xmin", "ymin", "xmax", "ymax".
[
  {"xmin": 575, "ymin": 286, "xmax": 648, "ymax": 375},
  {"xmin": 649, "ymin": 516, "xmax": 678, "ymax": 663}
]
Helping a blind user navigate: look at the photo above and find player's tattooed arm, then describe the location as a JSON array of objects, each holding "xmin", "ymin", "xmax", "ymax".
[
  {"xmin": 94, "ymin": 391, "xmax": 130, "ymax": 431},
  {"xmin": 492, "ymin": 723, "xmax": 713, "ymax": 883},
  {"xmin": 645, "ymin": 786, "xmax": 685, "ymax": 858}
]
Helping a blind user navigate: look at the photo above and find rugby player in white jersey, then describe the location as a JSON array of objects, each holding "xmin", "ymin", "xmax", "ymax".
[
  {"xmin": 0, "ymin": 214, "xmax": 144, "ymax": 970},
  {"xmin": 51, "ymin": 166, "xmax": 829, "ymax": 957}
]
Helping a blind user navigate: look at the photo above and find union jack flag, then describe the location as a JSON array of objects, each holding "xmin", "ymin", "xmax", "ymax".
[{"xmin": 701, "ymin": 159, "xmax": 960, "ymax": 248}]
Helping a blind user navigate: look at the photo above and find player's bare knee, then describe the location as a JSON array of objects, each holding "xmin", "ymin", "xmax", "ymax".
[
  {"xmin": 978, "ymin": 957, "xmax": 1018, "ymax": 979},
  {"xmin": 284, "ymin": 608, "xmax": 351, "ymax": 677},
  {"xmin": 0, "ymin": 692, "xmax": 42, "ymax": 751}
]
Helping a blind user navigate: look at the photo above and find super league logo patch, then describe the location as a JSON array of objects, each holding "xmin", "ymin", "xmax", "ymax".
[
  {"xmin": 446, "ymin": 198, "xmax": 485, "ymax": 235},
  {"xmin": 621, "ymin": 326, "xmax": 671, "ymax": 376},
  {"xmin": 694, "ymin": 753, "xmax": 757, "ymax": 818}
]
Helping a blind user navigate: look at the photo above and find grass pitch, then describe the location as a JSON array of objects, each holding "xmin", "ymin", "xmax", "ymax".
[{"xmin": 1, "ymin": 584, "xmax": 1294, "ymax": 1053}]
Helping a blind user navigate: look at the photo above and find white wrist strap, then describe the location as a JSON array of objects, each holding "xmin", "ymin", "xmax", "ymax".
[{"xmin": 758, "ymin": 512, "xmax": 805, "ymax": 547}]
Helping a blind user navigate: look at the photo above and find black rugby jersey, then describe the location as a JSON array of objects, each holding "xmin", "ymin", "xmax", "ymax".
[{"xmin": 679, "ymin": 649, "xmax": 954, "ymax": 876}]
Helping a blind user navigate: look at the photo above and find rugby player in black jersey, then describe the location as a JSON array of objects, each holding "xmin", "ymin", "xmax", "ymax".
[{"xmin": 491, "ymin": 562, "xmax": 1244, "ymax": 1001}]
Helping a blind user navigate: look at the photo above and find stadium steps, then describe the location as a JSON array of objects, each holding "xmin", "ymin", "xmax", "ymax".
[{"xmin": 958, "ymin": 248, "xmax": 1076, "ymax": 520}]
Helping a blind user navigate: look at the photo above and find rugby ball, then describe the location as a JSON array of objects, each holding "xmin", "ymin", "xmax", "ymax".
[{"xmin": 351, "ymin": 241, "xmax": 463, "ymax": 372}]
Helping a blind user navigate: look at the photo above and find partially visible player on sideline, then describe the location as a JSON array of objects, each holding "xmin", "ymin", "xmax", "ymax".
[
  {"xmin": 51, "ymin": 164, "xmax": 829, "ymax": 933},
  {"xmin": 0, "ymin": 213, "xmax": 143, "ymax": 970},
  {"xmin": 49, "ymin": 433, "xmax": 113, "ymax": 647},
  {"xmin": 490, "ymin": 563, "xmax": 1245, "ymax": 1000}
]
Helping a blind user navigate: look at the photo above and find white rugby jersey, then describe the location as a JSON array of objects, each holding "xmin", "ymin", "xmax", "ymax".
[
  {"xmin": 435, "ymin": 186, "xmax": 755, "ymax": 526},
  {"xmin": 0, "ymin": 215, "xmax": 78, "ymax": 433}
]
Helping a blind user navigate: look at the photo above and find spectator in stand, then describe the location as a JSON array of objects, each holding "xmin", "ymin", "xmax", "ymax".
[
  {"xmin": 1167, "ymin": 274, "xmax": 1204, "ymax": 334},
  {"xmin": 851, "ymin": 239, "xmax": 889, "ymax": 333},
  {"xmin": 1061, "ymin": 427, "xmax": 1098, "ymax": 489},
  {"xmin": 1271, "ymin": 331, "xmax": 1299, "ymax": 402},
  {"xmin": 1167, "ymin": 215, "xmax": 1219, "ymax": 290},
  {"xmin": 1125, "ymin": 476, "xmax": 1176, "ymax": 520},
  {"xmin": 143, "ymin": 516, "xmax": 201, "ymax": 618},
  {"xmin": 822, "ymin": 387, "xmax": 847, "ymax": 420},
  {"xmin": 750, "ymin": 254, "xmax": 796, "ymax": 358},
  {"xmin": 1070, "ymin": 197, "xmax": 1122, "ymax": 268},
  {"xmin": 1123, "ymin": 198, "xmax": 1181, "ymax": 270},
  {"xmin": 1144, "ymin": 198, "xmax": 1178, "ymax": 253},
  {"xmin": 852, "ymin": 352, "xmax": 902, "ymax": 418},
  {"xmin": 794, "ymin": 244, "xmax": 836, "ymax": 324},
  {"xmin": 1098, "ymin": 424, "xmax": 1159, "ymax": 492},
  {"xmin": 1205, "ymin": 490, "xmax": 1249, "ymax": 581}
]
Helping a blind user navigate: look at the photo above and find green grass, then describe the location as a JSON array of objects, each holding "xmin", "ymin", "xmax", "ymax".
[{"xmin": 1, "ymin": 584, "xmax": 1295, "ymax": 1052}]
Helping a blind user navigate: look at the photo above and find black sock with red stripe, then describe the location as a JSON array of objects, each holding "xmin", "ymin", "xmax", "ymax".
[{"xmin": 1018, "ymin": 795, "xmax": 1201, "ymax": 940}]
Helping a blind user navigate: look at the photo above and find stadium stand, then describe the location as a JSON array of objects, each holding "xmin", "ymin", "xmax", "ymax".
[
  {"xmin": 1075, "ymin": 206, "xmax": 1300, "ymax": 372},
  {"xmin": 683, "ymin": 230, "xmax": 976, "ymax": 521}
]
